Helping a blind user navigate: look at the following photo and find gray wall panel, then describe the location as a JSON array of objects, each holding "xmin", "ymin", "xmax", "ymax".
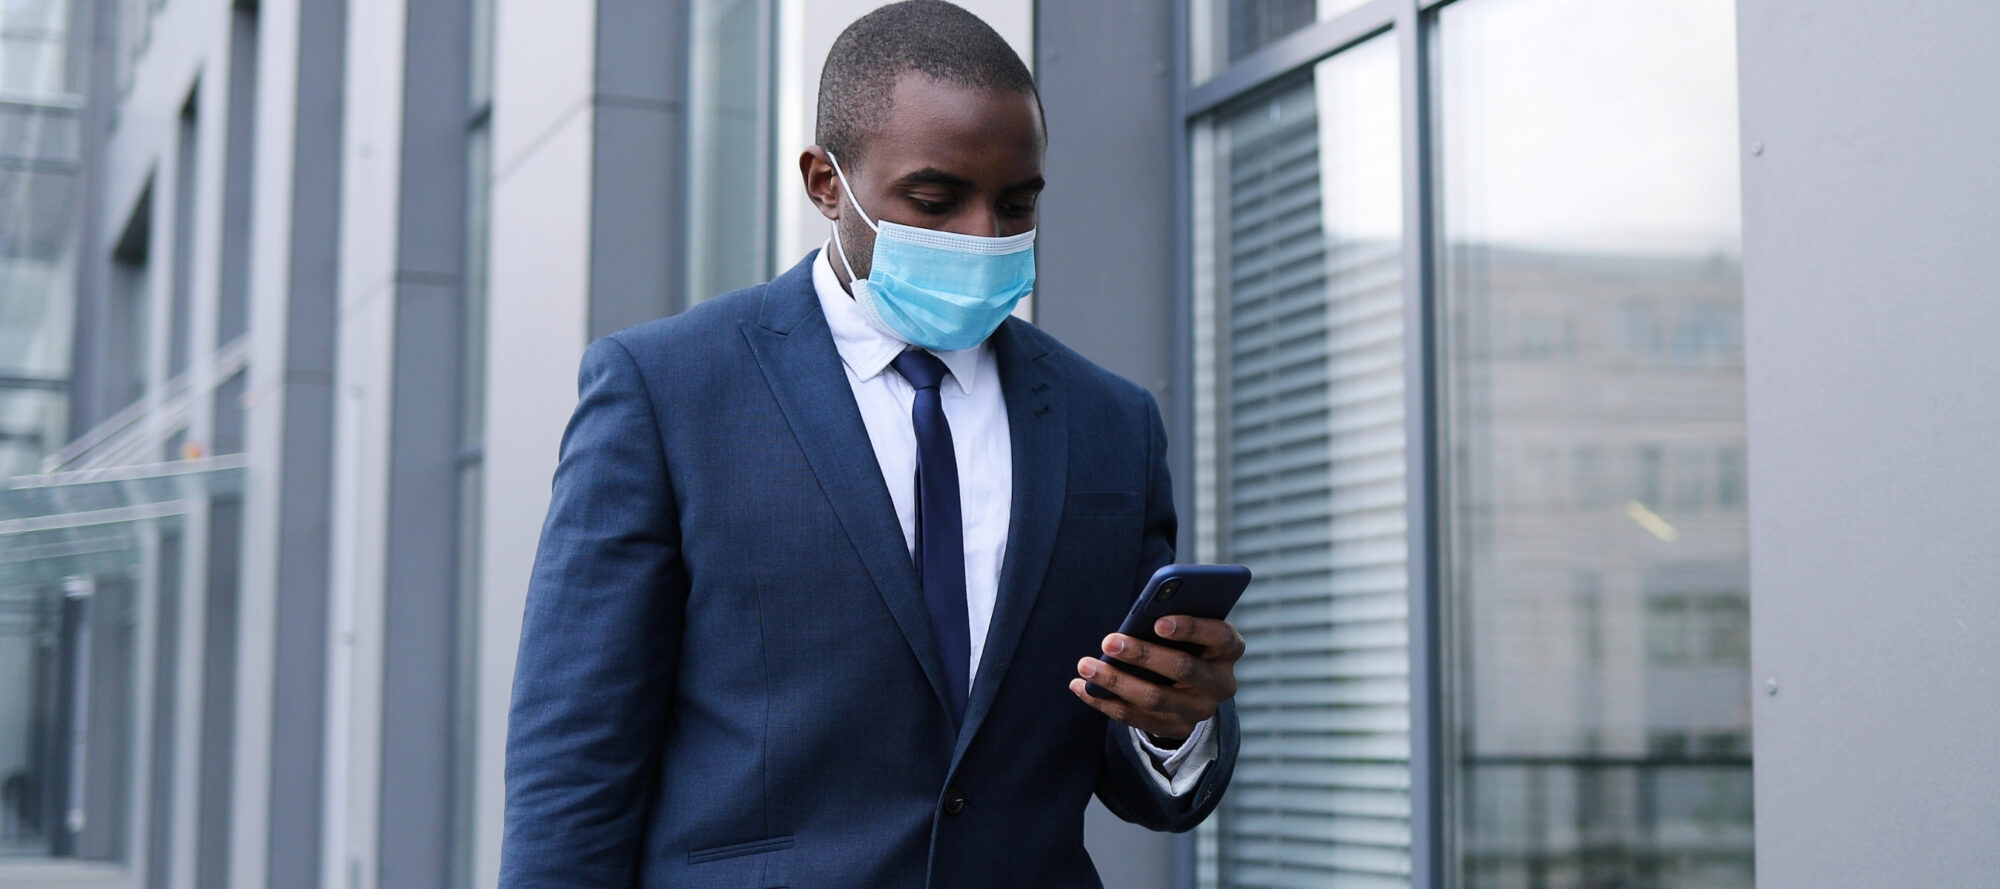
[
  {"xmin": 1032, "ymin": 0, "xmax": 1177, "ymax": 402},
  {"xmin": 1739, "ymin": 2, "xmax": 2000, "ymax": 887}
]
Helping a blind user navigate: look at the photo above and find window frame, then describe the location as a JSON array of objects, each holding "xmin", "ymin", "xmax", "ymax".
[{"xmin": 1171, "ymin": 1, "xmax": 1461, "ymax": 886}]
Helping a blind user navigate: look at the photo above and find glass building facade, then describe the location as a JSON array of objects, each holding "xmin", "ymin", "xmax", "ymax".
[
  {"xmin": 23, "ymin": 0, "xmax": 1985, "ymax": 887},
  {"xmin": 1184, "ymin": 1, "xmax": 1746, "ymax": 886},
  {"xmin": 1, "ymin": 0, "xmax": 83, "ymax": 862}
]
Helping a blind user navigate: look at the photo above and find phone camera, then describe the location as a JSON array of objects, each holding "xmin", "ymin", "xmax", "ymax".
[{"xmin": 1158, "ymin": 578, "xmax": 1182, "ymax": 603}]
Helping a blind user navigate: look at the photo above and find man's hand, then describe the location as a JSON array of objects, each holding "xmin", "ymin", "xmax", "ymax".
[{"xmin": 1067, "ymin": 616, "xmax": 1245, "ymax": 742}]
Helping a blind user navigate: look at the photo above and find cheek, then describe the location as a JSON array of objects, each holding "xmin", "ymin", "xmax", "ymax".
[{"xmin": 834, "ymin": 215, "xmax": 876, "ymax": 277}]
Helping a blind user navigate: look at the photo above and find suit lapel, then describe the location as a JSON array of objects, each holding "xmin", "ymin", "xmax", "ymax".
[
  {"xmin": 954, "ymin": 319, "xmax": 1067, "ymax": 761},
  {"xmin": 740, "ymin": 256, "xmax": 957, "ymax": 721}
]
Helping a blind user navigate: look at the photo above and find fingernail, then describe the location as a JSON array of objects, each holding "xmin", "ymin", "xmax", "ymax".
[
  {"xmin": 1158, "ymin": 618, "xmax": 1178, "ymax": 636},
  {"xmin": 1105, "ymin": 636, "xmax": 1126, "ymax": 654},
  {"xmin": 1078, "ymin": 659, "xmax": 1097, "ymax": 678}
]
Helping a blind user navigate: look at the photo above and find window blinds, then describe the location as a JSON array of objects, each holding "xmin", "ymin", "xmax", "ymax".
[{"xmin": 1199, "ymin": 38, "xmax": 1410, "ymax": 889}]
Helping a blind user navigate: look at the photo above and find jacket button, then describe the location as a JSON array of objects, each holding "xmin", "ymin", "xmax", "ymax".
[{"xmin": 944, "ymin": 789, "xmax": 968, "ymax": 816}]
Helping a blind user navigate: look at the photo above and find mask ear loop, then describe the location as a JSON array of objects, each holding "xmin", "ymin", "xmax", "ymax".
[
  {"xmin": 826, "ymin": 151, "xmax": 878, "ymax": 284},
  {"xmin": 826, "ymin": 152, "xmax": 879, "ymax": 231}
]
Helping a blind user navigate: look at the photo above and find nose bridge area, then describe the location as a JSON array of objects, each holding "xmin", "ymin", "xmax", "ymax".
[{"xmin": 951, "ymin": 195, "xmax": 1015, "ymax": 238}]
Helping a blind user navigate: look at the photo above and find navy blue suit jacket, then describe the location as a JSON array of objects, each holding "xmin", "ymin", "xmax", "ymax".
[{"xmin": 501, "ymin": 253, "xmax": 1239, "ymax": 889}]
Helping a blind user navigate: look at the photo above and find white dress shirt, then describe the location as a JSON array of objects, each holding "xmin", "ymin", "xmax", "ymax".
[{"xmin": 811, "ymin": 247, "xmax": 1214, "ymax": 794}]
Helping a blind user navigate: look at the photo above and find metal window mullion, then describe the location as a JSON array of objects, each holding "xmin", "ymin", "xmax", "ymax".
[
  {"xmin": 1169, "ymin": 0, "xmax": 1198, "ymax": 886},
  {"xmin": 1395, "ymin": 0, "xmax": 1446, "ymax": 887}
]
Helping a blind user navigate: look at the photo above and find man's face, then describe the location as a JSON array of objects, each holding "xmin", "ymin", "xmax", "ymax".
[{"xmin": 805, "ymin": 73, "xmax": 1047, "ymax": 287}]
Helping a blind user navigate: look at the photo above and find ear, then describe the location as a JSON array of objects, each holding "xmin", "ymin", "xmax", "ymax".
[{"xmin": 800, "ymin": 146, "xmax": 842, "ymax": 221}]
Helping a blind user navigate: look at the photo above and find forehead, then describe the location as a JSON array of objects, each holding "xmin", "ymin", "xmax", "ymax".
[{"xmin": 859, "ymin": 73, "xmax": 1045, "ymax": 182}]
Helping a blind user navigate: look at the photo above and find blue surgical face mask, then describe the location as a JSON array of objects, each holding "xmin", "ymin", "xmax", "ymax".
[{"xmin": 828, "ymin": 152, "xmax": 1036, "ymax": 352}]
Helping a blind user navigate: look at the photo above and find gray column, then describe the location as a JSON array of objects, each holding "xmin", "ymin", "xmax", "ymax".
[
  {"xmin": 373, "ymin": 0, "xmax": 472, "ymax": 886},
  {"xmin": 589, "ymin": 2, "xmax": 689, "ymax": 335},
  {"xmin": 234, "ymin": 0, "xmax": 345, "ymax": 885},
  {"xmin": 1033, "ymin": 3, "xmax": 1180, "ymax": 888}
]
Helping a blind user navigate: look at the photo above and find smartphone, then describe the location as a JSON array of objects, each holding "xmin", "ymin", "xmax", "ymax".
[{"xmin": 1086, "ymin": 563, "xmax": 1252, "ymax": 700}]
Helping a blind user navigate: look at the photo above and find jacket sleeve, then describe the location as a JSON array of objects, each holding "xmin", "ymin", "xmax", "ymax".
[
  {"xmin": 1092, "ymin": 392, "xmax": 1241, "ymax": 831},
  {"xmin": 500, "ymin": 336, "xmax": 686, "ymax": 887}
]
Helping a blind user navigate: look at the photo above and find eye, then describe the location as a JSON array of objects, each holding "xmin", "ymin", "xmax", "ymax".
[{"xmin": 907, "ymin": 195, "xmax": 953, "ymax": 214}]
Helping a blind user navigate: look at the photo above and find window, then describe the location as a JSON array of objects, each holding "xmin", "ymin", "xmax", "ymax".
[
  {"xmin": 1193, "ymin": 33, "xmax": 1410, "ymax": 889},
  {"xmin": 1191, "ymin": 0, "xmax": 1379, "ymax": 81},
  {"xmin": 686, "ymin": 0, "xmax": 776, "ymax": 303},
  {"xmin": 1183, "ymin": 1, "xmax": 1750, "ymax": 887},
  {"xmin": 449, "ymin": 1, "xmax": 495, "ymax": 885},
  {"xmin": 1437, "ymin": 1, "xmax": 1750, "ymax": 887}
]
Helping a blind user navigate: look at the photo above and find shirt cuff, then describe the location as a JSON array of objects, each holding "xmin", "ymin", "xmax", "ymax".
[{"xmin": 1128, "ymin": 718, "xmax": 1218, "ymax": 798}]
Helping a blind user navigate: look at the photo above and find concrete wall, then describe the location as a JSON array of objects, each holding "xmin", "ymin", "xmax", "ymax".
[{"xmin": 1739, "ymin": 2, "xmax": 2000, "ymax": 887}]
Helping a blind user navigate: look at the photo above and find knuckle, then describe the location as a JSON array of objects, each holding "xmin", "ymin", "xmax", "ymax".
[{"xmin": 1134, "ymin": 684, "xmax": 1166, "ymax": 711}]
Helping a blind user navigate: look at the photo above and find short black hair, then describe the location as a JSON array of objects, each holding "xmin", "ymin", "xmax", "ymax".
[{"xmin": 816, "ymin": 0, "xmax": 1040, "ymax": 162}]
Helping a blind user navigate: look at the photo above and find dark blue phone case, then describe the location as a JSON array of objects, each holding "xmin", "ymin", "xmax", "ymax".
[{"xmin": 1086, "ymin": 563, "xmax": 1252, "ymax": 700}]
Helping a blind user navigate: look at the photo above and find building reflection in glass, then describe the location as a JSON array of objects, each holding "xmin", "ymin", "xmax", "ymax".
[{"xmin": 1439, "ymin": 1, "xmax": 1750, "ymax": 887}]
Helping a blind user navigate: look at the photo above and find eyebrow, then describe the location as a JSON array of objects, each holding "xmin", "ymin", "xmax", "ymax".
[{"xmin": 894, "ymin": 166, "xmax": 1045, "ymax": 193}]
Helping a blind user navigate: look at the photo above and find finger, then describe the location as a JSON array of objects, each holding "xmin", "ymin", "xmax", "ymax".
[
  {"xmin": 1077, "ymin": 657, "xmax": 1171, "ymax": 713},
  {"xmin": 1068, "ymin": 678, "xmax": 1194, "ymax": 739},
  {"xmin": 1102, "ymin": 634, "xmax": 1199, "ymax": 683},
  {"xmin": 1078, "ymin": 656, "xmax": 1227, "ymax": 729},
  {"xmin": 1155, "ymin": 616, "xmax": 1247, "ymax": 660}
]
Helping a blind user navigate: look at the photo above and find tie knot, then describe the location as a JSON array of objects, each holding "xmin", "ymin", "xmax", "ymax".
[{"xmin": 891, "ymin": 350, "xmax": 952, "ymax": 392}]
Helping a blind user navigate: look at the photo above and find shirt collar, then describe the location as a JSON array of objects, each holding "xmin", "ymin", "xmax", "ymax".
[{"xmin": 812, "ymin": 244, "xmax": 983, "ymax": 395}]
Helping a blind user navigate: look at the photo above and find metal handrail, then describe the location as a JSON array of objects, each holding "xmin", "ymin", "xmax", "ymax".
[{"xmin": 42, "ymin": 334, "xmax": 251, "ymax": 473}]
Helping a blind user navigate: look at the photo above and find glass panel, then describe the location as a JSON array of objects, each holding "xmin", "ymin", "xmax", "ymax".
[
  {"xmin": 0, "ymin": 105, "xmax": 80, "ymax": 165},
  {"xmin": 0, "ymin": 14, "xmax": 80, "ymax": 461},
  {"xmin": 686, "ymin": 0, "xmax": 771, "ymax": 303},
  {"xmin": 1192, "ymin": 0, "xmax": 1379, "ymax": 82},
  {"xmin": 449, "ymin": 3, "xmax": 496, "ymax": 882},
  {"xmin": 0, "ymin": 0, "xmax": 74, "ymax": 101},
  {"xmin": 1193, "ymin": 34, "xmax": 1409, "ymax": 889},
  {"xmin": 0, "ymin": 466, "xmax": 214, "ymax": 861},
  {"xmin": 447, "ymin": 461, "xmax": 481, "ymax": 889},
  {"xmin": 0, "ymin": 389, "xmax": 64, "ymax": 478},
  {"xmin": 1436, "ymin": 1, "xmax": 1750, "ymax": 887},
  {"xmin": 0, "ymin": 572, "xmax": 137, "ymax": 860},
  {"xmin": 0, "ymin": 170, "xmax": 77, "ymax": 384}
]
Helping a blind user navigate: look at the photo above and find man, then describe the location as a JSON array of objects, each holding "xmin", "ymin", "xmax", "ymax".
[{"xmin": 501, "ymin": 3, "xmax": 1242, "ymax": 887}]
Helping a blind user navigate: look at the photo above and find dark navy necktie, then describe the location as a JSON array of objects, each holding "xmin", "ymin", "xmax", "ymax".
[{"xmin": 890, "ymin": 350, "xmax": 971, "ymax": 724}]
